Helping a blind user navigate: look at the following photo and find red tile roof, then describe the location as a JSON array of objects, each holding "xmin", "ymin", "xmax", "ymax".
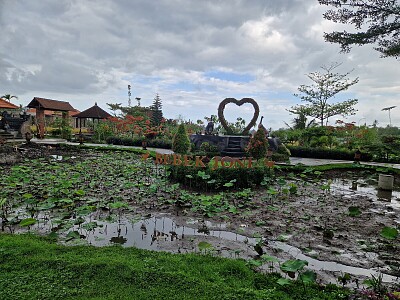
[
  {"xmin": 0, "ymin": 98, "xmax": 19, "ymax": 109},
  {"xmin": 27, "ymin": 97, "xmax": 75, "ymax": 111}
]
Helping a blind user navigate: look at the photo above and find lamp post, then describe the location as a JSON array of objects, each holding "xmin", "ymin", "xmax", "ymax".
[{"xmin": 382, "ymin": 106, "xmax": 397, "ymax": 127}]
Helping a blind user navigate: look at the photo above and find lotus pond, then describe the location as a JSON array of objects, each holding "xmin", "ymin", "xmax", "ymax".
[{"xmin": 0, "ymin": 144, "xmax": 399, "ymax": 286}]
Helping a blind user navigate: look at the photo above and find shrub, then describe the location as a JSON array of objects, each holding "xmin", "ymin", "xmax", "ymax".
[
  {"xmin": 172, "ymin": 123, "xmax": 191, "ymax": 154},
  {"xmin": 287, "ymin": 146, "xmax": 372, "ymax": 161},
  {"xmin": 271, "ymin": 145, "xmax": 291, "ymax": 162},
  {"xmin": 106, "ymin": 136, "xmax": 122, "ymax": 145},
  {"xmin": 148, "ymin": 138, "xmax": 172, "ymax": 149},
  {"xmin": 93, "ymin": 122, "xmax": 114, "ymax": 142},
  {"xmin": 106, "ymin": 136, "xmax": 172, "ymax": 149},
  {"xmin": 198, "ymin": 142, "xmax": 220, "ymax": 157},
  {"xmin": 121, "ymin": 138, "xmax": 135, "ymax": 146},
  {"xmin": 200, "ymin": 142, "xmax": 211, "ymax": 152},
  {"xmin": 246, "ymin": 128, "xmax": 267, "ymax": 159}
]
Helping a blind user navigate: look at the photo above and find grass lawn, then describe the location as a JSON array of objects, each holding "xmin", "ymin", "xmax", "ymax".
[{"xmin": 0, "ymin": 234, "xmax": 349, "ymax": 300}]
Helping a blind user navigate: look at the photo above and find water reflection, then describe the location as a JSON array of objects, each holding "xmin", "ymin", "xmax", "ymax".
[
  {"xmin": 110, "ymin": 236, "xmax": 127, "ymax": 244},
  {"xmin": 331, "ymin": 175, "xmax": 399, "ymax": 209},
  {"xmin": 64, "ymin": 215, "xmax": 398, "ymax": 283},
  {"xmin": 109, "ymin": 224, "xmax": 128, "ymax": 244}
]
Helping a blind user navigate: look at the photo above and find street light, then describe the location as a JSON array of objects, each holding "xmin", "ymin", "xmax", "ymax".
[{"xmin": 382, "ymin": 106, "xmax": 397, "ymax": 127}]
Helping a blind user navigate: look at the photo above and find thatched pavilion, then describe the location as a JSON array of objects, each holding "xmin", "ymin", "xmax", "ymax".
[{"xmin": 73, "ymin": 102, "xmax": 111, "ymax": 132}]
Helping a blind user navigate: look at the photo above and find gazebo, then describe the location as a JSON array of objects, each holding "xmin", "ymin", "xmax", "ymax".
[
  {"xmin": 73, "ymin": 102, "xmax": 111, "ymax": 132},
  {"xmin": 27, "ymin": 97, "xmax": 75, "ymax": 139},
  {"xmin": 73, "ymin": 102, "xmax": 111, "ymax": 135}
]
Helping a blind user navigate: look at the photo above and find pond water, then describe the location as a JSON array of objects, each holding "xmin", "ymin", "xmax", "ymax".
[
  {"xmin": 2, "ymin": 170, "xmax": 399, "ymax": 284},
  {"xmin": 60, "ymin": 214, "xmax": 397, "ymax": 283},
  {"xmin": 6, "ymin": 210, "xmax": 396, "ymax": 284},
  {"xmin": 330, "ymin": 173, "xmax": 400, "ymax": 211}
]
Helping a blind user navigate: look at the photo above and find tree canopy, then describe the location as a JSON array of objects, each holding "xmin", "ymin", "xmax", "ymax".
[
  {"xmin": 106, "ymin": 102, "xmax": 151, "ymax": 119},
  {"xmin": 290, "ymin": 63, "xmax": 359, "ymax": 126},
  {"xmin": 319, "ymin": 0, "xmax": 400, "ymax": 58}
]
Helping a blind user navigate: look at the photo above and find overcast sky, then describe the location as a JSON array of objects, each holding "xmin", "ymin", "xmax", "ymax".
[{"xmin": 1, "ymin": 0, "xmax": 399, "ymax": 128}]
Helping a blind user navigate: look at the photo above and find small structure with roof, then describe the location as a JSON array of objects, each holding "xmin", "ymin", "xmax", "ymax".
[
  {"xmin": 0, "ymin": 98, "xmax": 20, "ymax": 111},
  {"xmin": 27, "ymin": 97, "xmax": 75, "ymax": 139},
  {"xmin": 73, "ymin": 102, "xmax": 111, "ymax": 131},
  {"xmin": 0, "ymin": 98, "xmax": 27, "ymax": 139},
  {"xmin": 26, "ymin": 108, "xmax": 79, "ymax": 126}
]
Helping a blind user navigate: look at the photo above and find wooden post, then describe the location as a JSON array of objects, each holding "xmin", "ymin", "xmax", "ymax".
[{"xmin": 36, "ymin": 108, "xmax": 45, "ymax": 139}]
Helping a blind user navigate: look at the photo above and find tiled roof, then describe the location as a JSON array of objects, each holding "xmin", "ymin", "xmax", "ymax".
[
  {"xmin": 73, "ymin": 103, "xmax": 111, "ymax": 119},
  {"xmin": 27, "ymin": 97, "xmax": 75, "ymax": 111},
  {"xmin": 0, "ymin": 98, "xmax": 19, "ymax": 109}
]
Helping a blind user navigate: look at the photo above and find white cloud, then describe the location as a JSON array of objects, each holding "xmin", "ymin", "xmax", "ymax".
[{"xmin": 0, "ymin": 0, "xmax": 398, "ymax": 128}]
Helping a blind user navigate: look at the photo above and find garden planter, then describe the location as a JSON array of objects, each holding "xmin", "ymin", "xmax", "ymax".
[{"xmin": 378, "ymin": 174, "xmax": 394, "ymax": 190}]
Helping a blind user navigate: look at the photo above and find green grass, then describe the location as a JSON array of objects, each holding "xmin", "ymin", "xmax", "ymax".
[{"xmin": 0, "ymin": 234, "xmax": 349, "ymax": 300}]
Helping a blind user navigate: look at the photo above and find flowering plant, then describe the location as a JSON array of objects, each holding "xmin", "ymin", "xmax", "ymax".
[
  {"xmin": 245, "ymin": 128, "xmax": 268, "ymax": 159},
  {"xmin": 106, "ymin": 116, "xmax": 165, "ymax": 139}
]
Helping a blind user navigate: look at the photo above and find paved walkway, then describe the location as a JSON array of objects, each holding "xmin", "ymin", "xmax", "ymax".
[
  {"xmin": 6, "ymin": 137, "xmax": 400, "ymax": 169},
  {"xmin": 32, "ymin": 138, "xmax": 174, "ymax": 154},
  {"xmin": 289, "ymin": 157, "xmax": 400, "ymax": 170}
]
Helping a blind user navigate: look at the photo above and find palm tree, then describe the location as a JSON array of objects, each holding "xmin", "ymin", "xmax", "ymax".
[
  {"xmin": 1, "ymin": 94, "xmax": 18, "ymax": 102},
  {"xmin": 285, "ymin": 111, "xmax": 316, "ymax": 130}
]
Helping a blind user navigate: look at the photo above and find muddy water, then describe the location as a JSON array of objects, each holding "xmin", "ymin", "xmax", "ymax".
[
  {"xmin": 271, "ymin": 241, "xmax": 396, "ymax": 283},
  {"xmin": 330, "ymin": 175, "xmax": 400, "ymax": 212},
  {"xmin": 55, "ymin": 214, "xmax": 397, "ymax": 284}
]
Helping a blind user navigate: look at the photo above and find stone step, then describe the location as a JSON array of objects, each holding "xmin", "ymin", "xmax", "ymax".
[
  {"xmin": 224, "ymin": 148, "xmax": 243, "ymax": 152},
  {"xmin": 0, "ymin": 132, "xmax": 14, "ymax": 139},
  {"xmin": 220, "ymin": 151, "xmax": 246, "ymax": 158}
]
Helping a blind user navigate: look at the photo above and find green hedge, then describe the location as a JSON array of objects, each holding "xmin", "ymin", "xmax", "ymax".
[
  {"xmin": 287, "ymin": 146, "xmax": 372, "ymax": 161},
  {"xmin": 106, "ymin": 136, "xmax": 172, "ymax": 149}
]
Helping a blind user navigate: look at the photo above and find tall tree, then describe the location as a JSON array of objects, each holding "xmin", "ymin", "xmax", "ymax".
[
  {"xmin": 319, "ymin": 0, "xmax": 400, "ymax": 58},
  {"xmin": 290, "ymin": 63, "xmax": 359, "ymax": 126},
  {"xmin": 1, "ymin": 94, "xmax": 18, "ymax": 102},
  {"xmin": 151, "ymin": 93, "xmax": 163, "ymax": 126},
  {"xmin": 106, "ymin": 103, "xmax": 123, "ymax": 117}
]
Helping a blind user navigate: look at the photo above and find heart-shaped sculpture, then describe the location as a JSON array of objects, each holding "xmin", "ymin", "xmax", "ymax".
[{"xmin": 217, "ymin": 98, "xmax": 260, "ymax": 135}]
